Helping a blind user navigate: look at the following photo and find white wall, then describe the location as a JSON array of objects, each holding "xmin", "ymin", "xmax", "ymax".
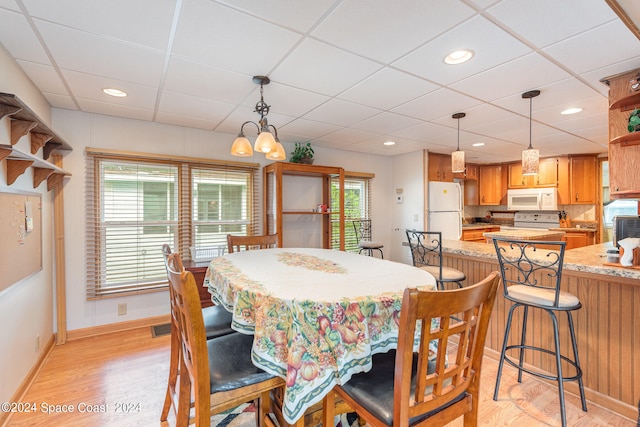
[
  {"xmin": 0, "ymin": 44, "xmax": 55, "ymax": 404},
  {"xmin": 52, "ymin": 109, "xmax": 396, "ymax": 331},
  {"xmin": 390, "ymin": 150, "xmax": 426, "ymax": 264}
]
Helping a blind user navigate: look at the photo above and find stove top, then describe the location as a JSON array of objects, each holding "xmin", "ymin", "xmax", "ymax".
[{"xmin": 513, "ymin": 211, "xmax": 560, "ymax": 229}]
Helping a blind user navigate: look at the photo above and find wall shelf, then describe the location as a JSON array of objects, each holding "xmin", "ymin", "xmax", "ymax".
[{"xmin": 610, "ymin": 132, "xmax": 640, "ymax": 147}]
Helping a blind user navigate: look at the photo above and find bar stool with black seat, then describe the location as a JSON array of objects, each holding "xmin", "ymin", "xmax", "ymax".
[
  {"xmin": 406, "ymin": 230, "xmax": 465, "ymax": 290},
  {"xmin": 492, "ymin": 237, "xmax": 587, "ymax": 427},
  {"xmin": 353, "ymin": 219, "xmax": 384, "ymax": 258}
]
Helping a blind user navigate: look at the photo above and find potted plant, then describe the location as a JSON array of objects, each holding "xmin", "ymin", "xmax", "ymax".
[{"xmin": 290, "ymin": 142, "xmax": 315, "ymax": 164}]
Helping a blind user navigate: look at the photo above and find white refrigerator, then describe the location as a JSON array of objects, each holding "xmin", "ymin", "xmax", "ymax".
[{"xmin": 427, "ymin": 181, "xmax": 463, "ymax": 240}]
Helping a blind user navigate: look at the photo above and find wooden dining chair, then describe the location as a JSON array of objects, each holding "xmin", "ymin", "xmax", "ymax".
[
  {"xmin": 406, "ymin": 229, "xmax": 466, "ymax": 290},
  {"xmin": 322, "ymin": 271, "xmax": 501, "ymax": 427},
  {"xmin": 160, "ymin": 244, "xmax": 235, "ymax": 424},
  {"xmin": 165, "ymin": 251, "xmax": 284, "ymax": 427},
  {"xmin": 227, "ymin": 234, "xmax": 278, "ymax": 253}
]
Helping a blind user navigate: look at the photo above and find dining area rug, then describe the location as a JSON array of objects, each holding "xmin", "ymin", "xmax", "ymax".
[{"xmin": 211, "ymin": 403, "xmax": 361, "ymax": 427}]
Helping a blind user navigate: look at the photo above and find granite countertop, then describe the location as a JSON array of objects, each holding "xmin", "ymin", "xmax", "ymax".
[
  {"xmin": 548, "ymin": 227, "xmax": 596, "ymax": 233},
  {"xmin": 441, "ymin": 239, "xmax": 640, "ymax": 280},
  {"xmin": 482, "ymin": 229, "xmax": 566, "ymax": 240}
]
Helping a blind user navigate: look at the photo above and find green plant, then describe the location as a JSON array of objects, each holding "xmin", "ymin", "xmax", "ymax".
[{"xmin": 290, "ymin": 142, "xmax": 314, "ymax": 163}]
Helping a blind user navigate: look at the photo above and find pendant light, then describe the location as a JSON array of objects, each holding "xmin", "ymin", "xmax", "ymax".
[
  {"xmin": 521, "ymin": 90, "xmax": 540, "ymax": 176},
  {"xmin": 231, "ymin": 76, "xmax": 286, "ymax": 160},
  {"xmin": 451, "ymin": 112, "xmax": 466, "ymax": 173}
]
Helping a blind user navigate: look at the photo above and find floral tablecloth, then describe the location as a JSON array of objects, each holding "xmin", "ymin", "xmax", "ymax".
[{"xmin": 205, "ymin": 248, "xmax": 436, "ymax": 424}]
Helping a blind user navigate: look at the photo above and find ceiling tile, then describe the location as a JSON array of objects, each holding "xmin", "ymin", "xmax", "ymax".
[
  {"xmin": 449, "ymin": 53, "xmax": 571, "ymax": 102},
  {"xmin": 392, "ymin": 88, "xmax": 483, "ymax": 121},
  {"xmin": 157, "ymin": 90, "xmax": 235, "ymax": 123},
  {"xmin": 21, "ymin": 0, "xmax": 176, "ymax": 49},
  {"xmin": 0, "ymin": 9, "xmax": 51, "ymax": 64},
  {"xmin": 75, "ymin": 98, "xmax": 154, "ymax": 122},
  {"xmin": 302, "ymin": 99, "xmax": 380, "ymax": 127},
  {"xmin": 172, "ymin": 0, "xmax": 302, "ymax": 75},
  {"xmin": 487, "ymin": 0, "xmax": 617, "ymax": 48},
  {"xmin": 311, "ymin": 0, "xmax": 475, "ymax": 64},
  {"xmin": 393, "ymin": 15, "xmax": 531, "ymax": 85},
  {"xmin": 338, "ymin": 68, "xmax": 439, "ymax": 110},
  {"xmin": 15, "ymin": 60, "xmax": 68, "ymax": 95}
]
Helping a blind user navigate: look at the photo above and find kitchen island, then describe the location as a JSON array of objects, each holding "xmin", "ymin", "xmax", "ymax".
[
  {"xmin": 482, "ymin": 228, "xmax": 565, "ymax": 243},
  {"xmin": 439, "ymin": 239, "xmax": 639, "ymax": 420}
]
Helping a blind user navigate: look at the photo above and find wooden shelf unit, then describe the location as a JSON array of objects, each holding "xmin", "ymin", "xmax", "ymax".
[
  {"xmin": 263, "ymin": 162, "xmax": 345, "ymax": 250},
  {"xmin": 0, "ymin": 92, "xmax": 72, "ymax": 190}
]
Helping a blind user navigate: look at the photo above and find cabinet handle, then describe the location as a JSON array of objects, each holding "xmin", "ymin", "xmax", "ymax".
[{"xmin": 575, "ymin": 193, "xmax": 579, "ymax": 201}]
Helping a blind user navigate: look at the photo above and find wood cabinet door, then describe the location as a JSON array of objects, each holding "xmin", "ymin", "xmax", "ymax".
[
  {"xmin": 534, "ymin": 157, "xmax": 558, "ymax": 186},
  {"xmin": 563, "ymin": 232, "xmax": 589, "ymax": 250},
  {"xmin": 508, "ymin": 162, "xmax": 527, "ymax": 188},
  {"xmin": 479, "ymin": 165, "xmax": 502, "ymax": 205},
  {"xmin": 428, "ymin": 153, "xmax": 453, "ymax": 182},
  {"xmin": 570, "ymin": 156, "xmax": 597, "ymax": 204}
]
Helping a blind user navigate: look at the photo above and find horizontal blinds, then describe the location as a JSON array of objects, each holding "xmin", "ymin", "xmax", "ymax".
[
  {"xmin": 331, "ymin": 176, "xmax": 372, "ymax": 252},
  {"xmin": 86, "ymin": 151, "xmax": 257, "ymax": 299}
]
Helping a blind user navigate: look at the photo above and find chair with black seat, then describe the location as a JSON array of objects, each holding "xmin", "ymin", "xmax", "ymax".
[
  {"xmin": 406, "ymin": 230, "xmax": 465, "ymax": 290},
  {"xmin": 227, "ymin": 234, "xmax": 278, "ymax": 253},
  {"xmin": 160, "ymin": 244, "xmax": 235, "ymax": 424},
  {"xmin": 491, "ymin": 237, "xmax": 587, "ymax": 427},
  {"xmin": 322, "ymin": 271, "xmax": 501, "ymax": 427},
  {"xmin": 353, "ymin": 219, "xmax": 384, "ymax": 258},
  {"xmin": 165, "ymin": 251, "xmax": 284, "ymax": 427}
]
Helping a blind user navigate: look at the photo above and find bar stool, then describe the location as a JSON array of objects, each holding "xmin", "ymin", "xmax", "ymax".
[
  {"xmin": 353, "ymin": 219, "xmax": 384, "ymax": 258},
  {"xmin": 492, "ymin": 237, "xmax": 587, "ymax": 427}
]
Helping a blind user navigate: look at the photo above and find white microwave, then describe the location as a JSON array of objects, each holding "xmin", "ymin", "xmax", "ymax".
[{"xmin": 507, "ymin": 188, "xmax": 558, "ymax": 211}]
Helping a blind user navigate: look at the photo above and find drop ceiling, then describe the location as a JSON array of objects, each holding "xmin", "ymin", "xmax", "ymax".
[{"xmin": 1, "ymin": 0, "xmax": 640, "ymax": 163}]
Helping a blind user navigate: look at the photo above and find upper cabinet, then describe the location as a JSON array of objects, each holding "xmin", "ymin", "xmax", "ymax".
[
  {"xmin": 508, "ymin": 158, "xmax": 558, "ymax": 188},
  {"xmin": 569, "ymin": 155, "xmax": 598, "ymax": 204},
  {"xmin": 478, "ymin": 164, "xmax": 503, "ymax": 205},
  {"xmin": 604, "ymin": 68, "xmax": 640, "ymax": 198},
  {"xmin": 0, "ymin": 92, "xmax": 72, "ymax": 190},
  {"xmin": 427, "ymin": 153, "xmax": 453, "ymax": 182}
]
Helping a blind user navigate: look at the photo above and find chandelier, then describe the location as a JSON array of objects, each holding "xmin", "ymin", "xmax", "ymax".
[
  {"xmin": 521, "ymin": 90, "xmax": 540, "ymax": 176},
  {"xmin": 451, "ymin": 112, "xmax": 466, "ymax": 173},
  {"xmin": 230, "ymin": 76, "xmax": 286, "ymax": 161}
]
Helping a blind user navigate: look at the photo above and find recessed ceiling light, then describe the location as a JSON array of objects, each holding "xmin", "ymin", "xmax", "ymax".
[
  {"xmin": 444, "ymin": 49, "xmax": 474, "ymax": 65},
  {"xmin": 384, "ymin": 141, "xmax": 395, "ymax": 146},
  {"xmin": 102, "ymin": 88, "xmax": 128, "ymax": 97},
  {"xmin": 472, "ymin": 142, "xmax": 485, "ymax": 147},
  {"xmin": 561, "ymin": 107, "xmax": 582, "ymax": 115}
]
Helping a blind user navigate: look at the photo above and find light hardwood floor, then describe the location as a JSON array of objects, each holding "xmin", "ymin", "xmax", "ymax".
[{"xmin": 3, "ymin": 326, "xmax": 636, "ymax": 427}]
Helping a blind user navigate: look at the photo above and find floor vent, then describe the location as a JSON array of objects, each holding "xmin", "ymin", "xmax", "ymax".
[{"xmin": 151, "ymin": 323, "xmax": 171, "ymax": 338}]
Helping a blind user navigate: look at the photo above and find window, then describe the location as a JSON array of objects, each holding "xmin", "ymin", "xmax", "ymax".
[
  {"xmin": 86, "ymin": 149, "xmax": 258, "ymax": 299},
  {"xmin": 331, "ymin": 175, "xmax": 373, "ymax": 252}
]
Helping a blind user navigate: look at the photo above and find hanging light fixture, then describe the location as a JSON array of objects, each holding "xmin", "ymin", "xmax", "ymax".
[
  {"xmin": 451, "ymin": 112, "xmax": 466, "ymax": 173},
  {"xmin": 521, "ymin": 90, "xmax": 540, "ymax": 176},
  {"xmin": 231, "ymin": 76, "xmax": 286, "ymax": 160}
]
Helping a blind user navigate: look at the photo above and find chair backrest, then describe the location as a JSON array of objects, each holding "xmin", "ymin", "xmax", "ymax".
[
  {"xmin": 492, "ymin": 237, "xmax": 566, "ymax": 307},
  {"xmin": 405, "ymin": 230, "xmax": 444, "ymax": 276},
  {"xmin": 226, "ymin": 234, "xmax": 278, "ymax": 253},
  {"xmin": 353, "ymin": 219, "xmax": 373, "ymax": 242},
  {"xmin": 393, "ymin": 271, "xmax": 501, "ymax": 423},
  {"xmin": 165, "ymin": 251, "xmax": 211, "ymax": 425}
]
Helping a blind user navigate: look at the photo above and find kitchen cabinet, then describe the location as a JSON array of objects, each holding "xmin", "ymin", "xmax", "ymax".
[
  {"xmin": 604, "ymin": 68, "xmax": 640, "ymax": 198},
  {"xmin": 263, "ymin": 162, "xmax": 345, "ymax": 250},
  {"xmin": 507, "ymin": 158, "xmax": 558, "ymax": 188},
  {"xmin": 569, "ymin": 155, "xmax": 597, "ymax": 204},
  {"xmin": 453, "ymin": 163, "xmax": 478, "ymax": 180},
  {"xmin": 478, "ymin": 164, "xmax": 503, "ymax": 205},
  {"xmin": 562, "ymin": 230, "xmax": 596, "ymax": 249},
  {"xmin": 428, "ymin": 153, "xmax": 453, "ymax": 182},
  {"xmin": 461, "ymin": 226, "xmax": 499, "ymax": 242}
]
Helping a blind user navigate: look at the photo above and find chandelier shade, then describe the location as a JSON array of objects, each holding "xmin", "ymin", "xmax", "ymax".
[
  {"xmin": 521, "ymin": 90, "xmax": 540, "ymax": 176},
  {"xmin": 230, "ymin": 76, "xmax": 285, "ymax": 161},
  {"xmin": 451, "ymin": 112, "xmax": 466, "ymax": 173}
]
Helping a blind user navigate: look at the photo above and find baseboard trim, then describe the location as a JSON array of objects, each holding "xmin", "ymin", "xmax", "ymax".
[
  {"xmin": 0, "ymin": 334, "xmax": 56, "ymax": 427},
  {"xmin": 66, "ymin": 314, "xmax": 171, "ymax": 341},
  {"xmin": 482, "ymin": 347, "xmax": 637, "ymax": 422}
]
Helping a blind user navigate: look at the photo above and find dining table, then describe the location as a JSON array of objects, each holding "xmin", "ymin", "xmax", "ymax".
[{"xmin": 204, "ymin": 247, "xmax": 436, "ymax": 424}]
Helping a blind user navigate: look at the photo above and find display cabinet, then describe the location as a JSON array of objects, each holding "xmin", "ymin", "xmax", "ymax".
[{"xmin": 263, "ymin": 162, "xmax": 345, "ymax": 250}]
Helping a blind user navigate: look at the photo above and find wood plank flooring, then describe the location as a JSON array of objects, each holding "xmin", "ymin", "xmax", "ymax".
[{"xmin": 3, "ymin": 326, "xmax": 636, "ymax": 427}]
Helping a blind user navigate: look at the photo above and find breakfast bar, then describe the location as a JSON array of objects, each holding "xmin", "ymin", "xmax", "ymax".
[{"xmin": 439, "ymin": 239, "xmax": 640, "ymax": 420}]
